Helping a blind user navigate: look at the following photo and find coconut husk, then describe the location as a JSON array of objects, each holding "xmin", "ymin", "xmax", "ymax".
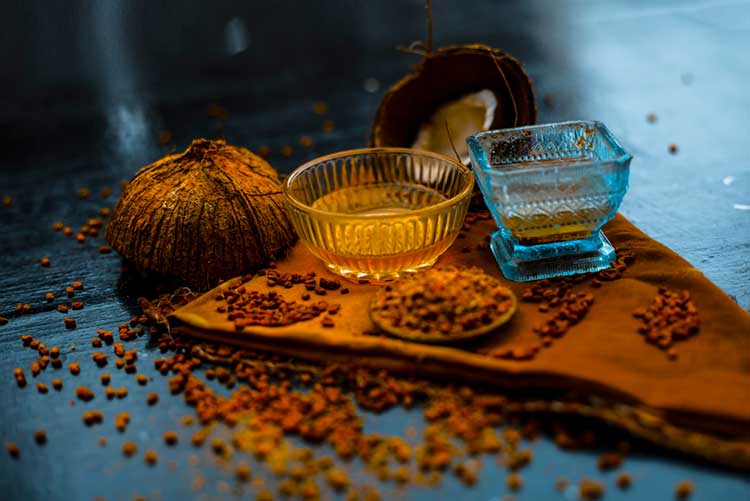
[
  {"xmin": 106, "ymin": 138, "xmax": 296, "ymax": 291},
  {"xmin": 371, "ymin": 44, "xmax": 537, "ymax": 149}
]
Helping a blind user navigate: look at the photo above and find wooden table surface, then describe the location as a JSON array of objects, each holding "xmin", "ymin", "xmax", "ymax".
[{"xmin": 1, "ymin": 1, "xmax": 748, "ymax": 500}]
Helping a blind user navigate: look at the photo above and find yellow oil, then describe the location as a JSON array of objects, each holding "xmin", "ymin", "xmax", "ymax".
[
  {"xmin": 310, "ymin": 183, "xmax": 460, "ymax": 279},
  {"xmin": 502, "ymin": 207, "xmax": 603, "ymax": 245}
]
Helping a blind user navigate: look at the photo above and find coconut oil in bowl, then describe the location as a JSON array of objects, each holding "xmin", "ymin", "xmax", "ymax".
[{"xmin": 284, "ymin": 148, "xmax": 474, "ymax": 282}]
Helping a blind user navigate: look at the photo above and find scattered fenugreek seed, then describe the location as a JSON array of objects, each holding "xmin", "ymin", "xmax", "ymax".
[
  {"xmin": 579, "ymin": 479, "xmax": 605, "ymax": 500},
  {"xmin": 76, "ymin": 386, "xmax": 94, "ymax": 401},
  {"xmin": 34, "ymin": 429, "xmax": 47, "ymax": 445},
  {"xmin": 163, "ymin": 431, "xmax": 178, "ymax": 445},
  {"xmin": 506, "ymin": 473, "xmax": 523, "ymax": 491},
  {"xmin": 675, "ymin": 481, "xmax": 694, "ymax": 499},
  {"xmin": 235, "ymin": 462, "xmax": 251, "ymax": 481},
  {"xmin": 122, "ymin": 441, "xmax": 137, "ymax": 457},
  {"xmin": 616, "ymin": 472, "xmax": 632, "ymax": 489}
]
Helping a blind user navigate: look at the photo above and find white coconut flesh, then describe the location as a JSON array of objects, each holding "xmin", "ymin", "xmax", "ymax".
[{"xmin": 411, "ymin": 89, "xmax": 497, "ymax": 165}]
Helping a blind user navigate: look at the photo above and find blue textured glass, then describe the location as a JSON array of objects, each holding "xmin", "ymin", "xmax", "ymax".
[{"xmin": 467, "ymin": 121, "xmax": 632, "ymax": 282}]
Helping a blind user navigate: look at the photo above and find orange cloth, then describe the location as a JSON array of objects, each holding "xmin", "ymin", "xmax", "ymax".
[{"xmin": 171, "ymin": 214, "xmax": 750, "ymax": 468}]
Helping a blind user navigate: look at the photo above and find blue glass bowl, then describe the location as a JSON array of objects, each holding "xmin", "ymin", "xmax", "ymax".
[{"xmin": 467, "ymin": 121, "xmax": 632, "ymax": 281}]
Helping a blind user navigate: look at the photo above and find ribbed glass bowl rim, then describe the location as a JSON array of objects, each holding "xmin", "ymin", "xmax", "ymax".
[{"xmin": 283, "ymin": 147, "xmax": 474, "ymax": 220}]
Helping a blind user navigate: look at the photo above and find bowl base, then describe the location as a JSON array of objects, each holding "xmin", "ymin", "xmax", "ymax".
[
  {"xmin": 325, "ymin": 257, "xmax": 439, "ymax": 284},
  {"xmin": 490, "ymin": 228, "xmax": 615, "ymax": 282}
]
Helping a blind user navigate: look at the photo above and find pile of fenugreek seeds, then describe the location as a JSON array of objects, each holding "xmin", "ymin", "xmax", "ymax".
[{"xmin": 1, "ymin": 180, "xmax": 704, "ymax": 501}]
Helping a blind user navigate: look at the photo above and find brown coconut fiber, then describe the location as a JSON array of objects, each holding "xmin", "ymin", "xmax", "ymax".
[{"xmin": 170, "ymin": 214, "xmax": 750, "ymax": 470}]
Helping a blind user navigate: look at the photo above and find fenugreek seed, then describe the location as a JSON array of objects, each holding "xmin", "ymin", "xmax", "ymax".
[
  {"xmin": 313, "ymin": 101, "xmax": 327, "ymax": 115},
  {"xmin": 299, "ymin": 135, "xmax": 313, "ymax": 148},
  {"xmin": 122, "ymin": 441, "xmax": 137, "ymax": 457},
  {"xmin": 257, "ymin": 490, "xmax": 273, "ymax": 501},
  {"xmin": 76, "ymin": 233, "xmax": 86, "ymax": 243},
  {"xmin": 323, "ymin": 119, "xmax": 335, "ymax": 132},
  {"xmin": 280, "ymin": 145, "xmax": 294, "ymax": 157},
  {"xmin": 116, "ymin": 387, "xmax": 128, "ymax": 399},
  {"xmin": 163, "ymin": 431, "xmax": 178, "ymax": 445},
  {"xmin": 100, "ymin": 373, "xmax": 110, "ymax": 386},
  {"xmin": 668, "ymin": 143, "xmax": 678, "ymax": 154},
  {"xmin": 57, "ymin": 304, "xmax": 68, "ymax": 313},
  {"xmin": 136, "ymin": 374, "xmax": 148, "ymax": 385},
  {"xmin": 64, "ymin": 317, "xmax": 77, "ymax": 329},
  {"xmin": 597, "ymin": 451, "xmax": 623, "ymax": 471},
  {"xmin": 506, "ymin": 473, "xmax": 523, "ymax": 491},
  {"xmin": 191, "ymin": 431, "xmax": 206, "ymax": 447},
  {"xmin": 675, "ymin": 481, "xmax": 694, "ymax": 499},
  {"xmin": 235, "ymin": 462, "xmax": 251, "ymax": 481},
  {"xmin": 69, "ymin": 362, "xmax": 80, "ymax": 375},
  {"xmin": 181, "ymin": 416, "xmax": 194, "ymax": 426},
  {"xmin": 79, "ymin": 188, "xmax": 90, "ymax": 199},
  {"xmin": 52, "ymin": 378, "xmax": 63, "ymax": 390},
  {"xmin": 2, "ymin": 195, "xmax": 12, "ymax": 207},
  {"xmin": 146, "ymin": 392, "xmax": 159, "ymax": 405},
  {"xmin": 36, "ymin": 382, "xmax": 48, "ymax": 394},
  {"xmin": 555, "ymin": 477, "xmax": 569, "ymax": 491},
  {"xmin": 63, "ymin": 226, "xmax": 73, "ymax": 236},
  {"xmin": 6, "ymin": 442, "xmax": 19, "ymax": 458},
  {"xmin": 299, "ymin": 480, "xmax": 320, "ymax": 499},
  {"xmin": 99, "ymin": 245, "xmax": 112, "ymax": 254},
  {"xmin": 211, "ymin": 438, "xmax": 226, "ymax": 455},
  {"xmin": 616, "ymin": 472, "xmax": 632, "ymax": 489},
  {"xmin": 579, "ymin": 479, "xmax": 605, "ymax": 500},
  {"xmin": 71, "ymin": 301, "xmax": 84, "ymax": 310},
  {"xmin": 98, "ymin": 437, "xmax": 107, "ymax": 447},
  {"xmin": 50, "ymin": 346, "xmax": 60, "ymax": 358},
  {"xmin": 105, "ymin": 387, "xmax": 116, "ymax": 399},
  {"xmin": 101, "ymin": 187, "xmax": 112, "ymax": 198},
  {"xmin": 257, "ymin": 146, "xmax": 271, "ymax": 158},
  {"xmin": 76, "ymin": 386, "xmax": 94, "ymax": 401},
  {"xmin": 40, "ymin": 257, "xmax": 50, "ymax": 267},
  {"xmin": 326, "ymin": 469, "xmax": 349, "ymax": 491},
  {"xmin": 34, "ymin": 429, "xmax": 47, "ymax": 445},
  {"xmin": 144, "ymin": 450, "xmax": 158, "ymax": 465}
]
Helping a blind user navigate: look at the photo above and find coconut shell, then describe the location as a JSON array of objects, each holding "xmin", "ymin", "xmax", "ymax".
[
  {"xmin": 105, "ymin": 138, "xmax": 296, "ymax": 291},
  {"xmin": 371, "ymin": 44, "xmax": 537, "ymax": 149}
]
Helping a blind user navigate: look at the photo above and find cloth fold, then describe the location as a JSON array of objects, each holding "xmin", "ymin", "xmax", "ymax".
[{"xmin": 170, "ymin": 214, "xmax": 750, "ymax": 469}]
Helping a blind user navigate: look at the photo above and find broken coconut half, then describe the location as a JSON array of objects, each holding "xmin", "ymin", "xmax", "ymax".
[
  {"xmin": 371, "ymin": 44, "xmax": 537, "ymax": 162},
  {"xmin": 105, "ymin": 138, "xmax": 297, "ymax": 291}
]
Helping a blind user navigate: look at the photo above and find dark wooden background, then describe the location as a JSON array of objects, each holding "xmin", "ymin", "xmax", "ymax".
[{"xmin": 1, "ymin": 1, "xmax": 748, "ymax": 500}]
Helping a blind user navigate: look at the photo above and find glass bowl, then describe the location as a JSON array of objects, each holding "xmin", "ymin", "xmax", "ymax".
[
  {"xmin": 284, "ymin": 148, "xmax": 474, "ymax": 282},
  {"xmin": 467, "ymin": 120, "xmax": 632, "ymax": 282}
]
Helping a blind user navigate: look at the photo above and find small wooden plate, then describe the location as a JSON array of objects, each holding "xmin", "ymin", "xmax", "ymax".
[{"xmin": 368, "ymin": 267, "xmax": 517, "ymax": 344}]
